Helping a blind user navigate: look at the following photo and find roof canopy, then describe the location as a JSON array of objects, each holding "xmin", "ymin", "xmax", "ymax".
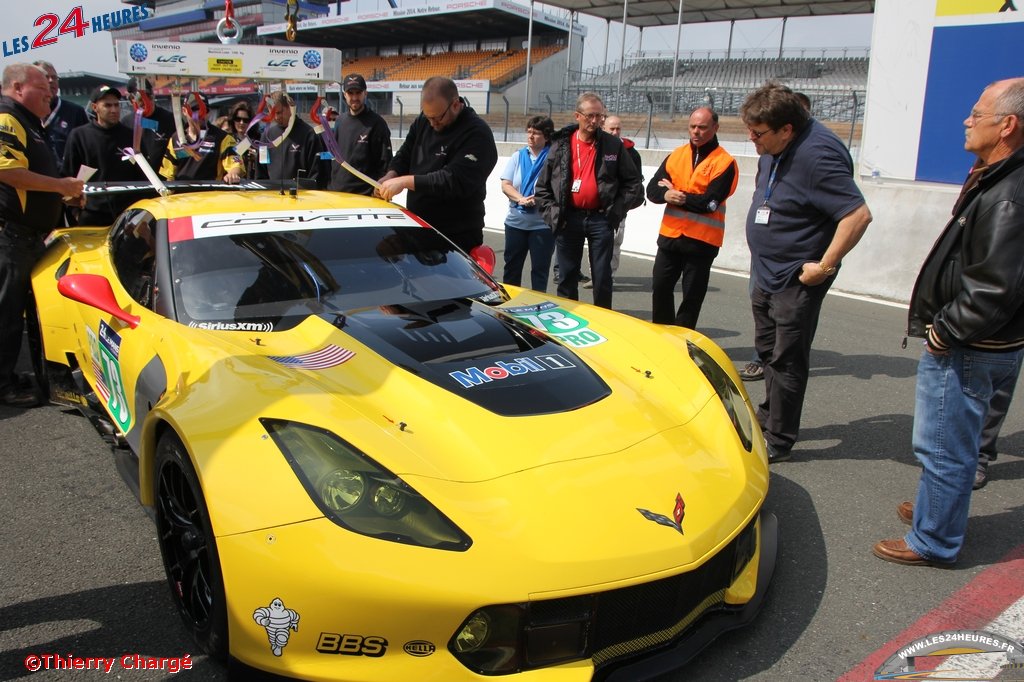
[{"xmin": 539, "ymin": 0, "xmax": 875, "ymax": 29}]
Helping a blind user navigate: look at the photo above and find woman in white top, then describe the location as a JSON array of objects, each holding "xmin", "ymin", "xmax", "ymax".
[{"xmin": 500, "ymin": 116, "xmax": 555, "ymax": 292}]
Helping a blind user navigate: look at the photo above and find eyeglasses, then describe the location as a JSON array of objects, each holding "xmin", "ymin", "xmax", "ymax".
[
  {"xmin": 234, "ymin": 117, "xmax": 251, "ymax": 123},
  {"xmin": 424, "ymin": 100, "xmax": 455, "ymax": 125},
  {"xmin": 576, "ymin": 111, "xmax": 606, "ymax": 121},
  {"xmin": 748, "ymin": 127, "xmax": 775, "ymax": 140},
  {"xmin": 968, "ymin": 110, "xmax": 1009, "ymax": 122}
]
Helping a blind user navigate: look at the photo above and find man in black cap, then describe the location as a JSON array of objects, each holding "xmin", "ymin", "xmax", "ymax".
[
  {"xmin": 0, "ymin": 63, "xmax": 85, "ymax": 407},
  {"xmin": 256, "ymin": 91, "xmax": 323, "ymax": 186},
  {"xmin": 32, "ymin": 60, "xmax": 88, "ymax": 167},
  {"xmin": 122, "ymin": 76, "xmax": 175, "ymax": 170},
  {"xmin": 62, "ymin": 84, "xmax": 152, "ymax": 226},
  {"xmin": 328, "ymin": 74, "xmax": 392, "ymax": 196}
]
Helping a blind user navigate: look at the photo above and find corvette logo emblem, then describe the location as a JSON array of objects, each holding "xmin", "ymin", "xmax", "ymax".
[{"xmin": 637, "ymin": 493, "xmax": 685, "ymax": 534}]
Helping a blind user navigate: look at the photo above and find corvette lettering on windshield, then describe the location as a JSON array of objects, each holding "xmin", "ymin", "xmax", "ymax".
[
  {"xmin": 449, "ymin": 354, "xmax": 575, "ymax": 388},
  {"xmin": 168, "ymin": 209, "xmax": 421, "ymax": 242}
]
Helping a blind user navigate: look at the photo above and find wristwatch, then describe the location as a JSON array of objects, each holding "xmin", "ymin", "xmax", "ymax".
[{"xmin": 819, "ymin": 261, "xmax": 837, "ymax": 276}]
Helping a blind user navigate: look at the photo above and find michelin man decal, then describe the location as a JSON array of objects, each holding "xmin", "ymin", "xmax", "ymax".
[{"xmin": 253, "ymin": 597, "xmax": 300, "ymax": 656}]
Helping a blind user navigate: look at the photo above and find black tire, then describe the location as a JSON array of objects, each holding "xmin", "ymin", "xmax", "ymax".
[{"xmin": 154, "ymin": 431, "xmax": 229, "ymax": 659}]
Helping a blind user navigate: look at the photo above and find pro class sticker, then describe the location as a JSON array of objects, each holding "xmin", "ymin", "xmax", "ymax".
[
  {"xmin": 88, "ymin": 322, "xmax": 132, "ymax": 432},
  {"xmin": 502, "ymin": 301, "xmax": 607, "ymax": 348}
]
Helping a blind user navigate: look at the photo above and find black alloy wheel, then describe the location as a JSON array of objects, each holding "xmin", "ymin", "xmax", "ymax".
[{"xmin": 154, "ymin": 432, "xmax": 228, "ymax": 659}]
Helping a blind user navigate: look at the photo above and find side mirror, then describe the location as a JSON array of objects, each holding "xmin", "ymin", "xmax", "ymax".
[
  {"xmin": 469, "ymin": 245, "xmax": 496, "ymax": 275},
  {"xmin": 58, "ymin": 274, "xmax": 141, "ymax": 329}
]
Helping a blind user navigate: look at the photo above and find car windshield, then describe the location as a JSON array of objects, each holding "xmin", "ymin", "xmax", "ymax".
[{"xmin": 168, "ymin": 211, "xmax": 503, "ymax": 331}]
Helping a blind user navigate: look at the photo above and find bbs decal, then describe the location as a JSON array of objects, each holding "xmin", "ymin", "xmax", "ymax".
[{"xmin": 316, "ymin": 632, "xmax": 388, "ymax": 657}]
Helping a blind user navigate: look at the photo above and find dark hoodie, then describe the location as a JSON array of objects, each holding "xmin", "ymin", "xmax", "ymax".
[{"xmin": 388, "ymin": 99, "xmax": 498, "ymax": 244}]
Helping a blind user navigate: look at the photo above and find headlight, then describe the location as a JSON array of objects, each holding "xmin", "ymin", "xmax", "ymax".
[
  {"xmin": 450, "ymin": 602, "xmax": 590, "ymax": 674},
  {"xmin": 686, "ymin": 341, "xmax": 754, "ymax": 451},
  {"xmin": 262, "ymin": 419, "xmax": 471, "ymax": 551}
]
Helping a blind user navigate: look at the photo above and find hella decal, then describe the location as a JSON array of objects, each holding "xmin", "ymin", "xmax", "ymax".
[
  {"xmin": 637, "ymin": 493, "xmax": 686, "ymax": 535},
  {"xmin": 403, "ymin": 640, "xmax": 435, "ymax": 657},
  {"xmin": 449, "ymin": 353, "xmax": 575, "ymax": 388},
  {"xmin": 316, "ymin": 632, "xmax": 387, "ymax": 657}
]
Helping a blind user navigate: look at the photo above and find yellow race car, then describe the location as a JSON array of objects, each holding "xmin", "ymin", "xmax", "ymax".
[{"xmin": 29, "ymin": 188, "xmax": 776, "ymax": 681}]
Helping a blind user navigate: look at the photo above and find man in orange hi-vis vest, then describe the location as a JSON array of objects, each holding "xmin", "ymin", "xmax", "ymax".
[{"xmin": 647, "ymin": 106, "xmax": 738, "ymax": 328}]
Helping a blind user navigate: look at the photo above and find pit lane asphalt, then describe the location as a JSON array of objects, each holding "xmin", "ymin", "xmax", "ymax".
[{"xmin": 2, "ymin": 232, "xmax": 1022, "ymax": 681}]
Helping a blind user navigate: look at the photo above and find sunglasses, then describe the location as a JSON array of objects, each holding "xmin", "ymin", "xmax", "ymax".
[{"xmin": 234, "ymin": 117, "xmax": 251, "ymax": 123}]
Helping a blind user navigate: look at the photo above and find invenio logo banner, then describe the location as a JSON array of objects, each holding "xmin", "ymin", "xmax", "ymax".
[{"xmin": 875, "ymin": 629, "xmax": 1024, "ymax": 680}]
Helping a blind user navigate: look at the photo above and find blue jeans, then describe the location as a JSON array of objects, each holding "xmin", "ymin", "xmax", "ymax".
[
  {"xmin": 502, "ymin": 224, "xmax": 556, "ymax": 292},
  {"xmin": 556, "ymin": 210, "xmax": 614, "ymax": 308},
  {"xmin": 905, "ymin": 346, "xmax": 1023, "ymax": 562}
]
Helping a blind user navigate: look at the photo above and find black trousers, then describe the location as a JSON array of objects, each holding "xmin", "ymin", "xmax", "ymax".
[
  {"xmin": 651, "ymin": 234, "xmax": 719, "ymax": 328},
  {"xmin": 0, "ymin": 225, "xmax": 45, "ymax": 392},
  {"xmin": 978, "ymin": 370, "xmax": 1020, "ymax": 463},
  {"xmin": 556, "ymin": 210, "xmax": 615, "ymax": 309},
  {"xmin": 751, "ymin": 280, "xmax": 833, "ymax": 451}
]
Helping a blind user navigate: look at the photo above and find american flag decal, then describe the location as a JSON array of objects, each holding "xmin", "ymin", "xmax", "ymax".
[{"xmin": 269, "ymin": 345, "xmax": 355, "ymax": 370}]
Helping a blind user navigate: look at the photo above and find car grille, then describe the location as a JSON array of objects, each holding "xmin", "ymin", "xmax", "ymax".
[{"xmin": 528, "ymin": 517, "xmax": 758, "ymax": 670}]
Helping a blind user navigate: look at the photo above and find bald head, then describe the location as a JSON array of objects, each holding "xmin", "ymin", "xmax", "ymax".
[
  {"xmin": 421, "ymin": 76, "xmax": 462, "ymax": 131},
  {"xmin": 688, "ymin": 107, "xmax": 719, "ymax": 148},
  {"xmin": 603, "ymin": 115, "xmax": 622, "ymax": 137}
]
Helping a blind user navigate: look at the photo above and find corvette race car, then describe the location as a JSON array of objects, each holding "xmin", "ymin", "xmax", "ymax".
[{"xmin": 28, "ymin": 188, "xmax": 776, "ymax": 681}]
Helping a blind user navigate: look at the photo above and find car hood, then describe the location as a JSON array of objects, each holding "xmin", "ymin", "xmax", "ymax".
[{"xmin": 178, "ymin": 293, "xmax": 719, "ymax": 484}]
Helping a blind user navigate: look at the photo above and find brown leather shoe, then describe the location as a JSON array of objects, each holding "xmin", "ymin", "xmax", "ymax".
[
  {"xmin": 897, "ymin": 501, "xmax": 913, "ymax": 526},
  {"xmin": 872, "ymin": 538, "xmax": 953, "ymax": 567}
]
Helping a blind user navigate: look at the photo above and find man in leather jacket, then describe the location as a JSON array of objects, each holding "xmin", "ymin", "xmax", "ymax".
[
  {"xmin": 874, "ymin": 77, "xmax": 1024, "ymax": 567},
  {"xmin": 534, "ymin": 92, "xmax": 643, "ymax": 309}
]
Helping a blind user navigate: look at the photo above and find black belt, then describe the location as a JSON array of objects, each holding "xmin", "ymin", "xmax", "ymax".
[{"xmin": 569, "ymin": 207, "xmax": 606, "ymax": 217}]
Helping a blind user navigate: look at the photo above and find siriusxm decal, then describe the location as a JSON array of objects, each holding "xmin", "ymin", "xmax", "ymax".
[
  {"xmin": 303, "ymin": 50, "xmax": 322, "ymax": 69},
  {"xmin": 449, "ymin": 354, "xmax": 575, "ymax": 388},
  {"xmin": 129, "ymin": 43, "xmax": 148, "ymax": 62}
]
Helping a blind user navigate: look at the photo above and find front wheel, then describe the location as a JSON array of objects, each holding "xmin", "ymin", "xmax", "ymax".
[{"xmin": 154, "ymin": 432, "xmax": 228, "ymax": 659}]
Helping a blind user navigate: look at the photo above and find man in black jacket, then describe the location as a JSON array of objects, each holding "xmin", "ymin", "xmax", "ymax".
[
  {"xmin": 121, "ymin": 77, "xmax": 176, "ymax": 172},
  {"xmin": 0, "ymin": 63, "xmax": 84, "ymax": 407},
  {"xmin": 62, "ymin": 84, "xmax": 151, "ymax": 226},
  {"xmin": 328, "ymin": 74, "xmax": 392, "ymax": 195},
  {"xmin": 874, "ymin": 77, "xmax": 1024, "ymax": 567},
  {"xmin": 376, "ymin": 77, "xmax": 497, "ymax": 253},
  {"xmin": 257, "ymin": 92, "xmax": 323, "ymax": 187},
  {"xmin": 32, "ymin": 61, "xmax": 88, "ymax": 166},
  {"xmin": 534, "ymin": 92, "xmax": 643, "ymax": 309}
]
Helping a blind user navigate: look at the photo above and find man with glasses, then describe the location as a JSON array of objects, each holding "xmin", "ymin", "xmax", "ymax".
[
  {"xmin": 0, "ymin": 64, "xmax": 85, "ymax": 407},
  {"xmin": 740, "ymin": 81, "xmax": 872, "ymax": 464},
  {"xmin": 328, "ymin": 73, "xmax": 392, "ymax": 196},
  {"xmin": 874, "ymin": 78, "xmax": 1024, "ymax": 567},
  {"xmin": 32, "ymin": 61, "xmax": 88, "ymax": 167},
  {"xmin": 376, "ymin": 77, "xmax": 497, "ymax": 253},
  {"xmin": 535, "ymin": 92, "xmax": 643, "ymax": 309}
]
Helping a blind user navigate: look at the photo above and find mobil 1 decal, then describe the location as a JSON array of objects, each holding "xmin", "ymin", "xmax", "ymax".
[{"xmin": 502, "ymin": 301, "xmax": 607, "ymax": 348}]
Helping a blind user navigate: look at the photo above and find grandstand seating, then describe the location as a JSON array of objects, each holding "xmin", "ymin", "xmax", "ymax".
[
  {"xmin": 342, "ymin": 46, "xmax": 563, "ymax": 87},
  {"xmin": 566, "ymin": 56, "xmax": 869, "ymax": 122}
]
